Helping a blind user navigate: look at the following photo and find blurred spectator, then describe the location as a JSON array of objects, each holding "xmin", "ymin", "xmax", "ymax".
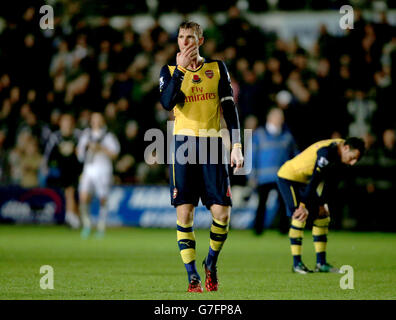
[
  {"xmin": 8, "ymin": 130, "xmax": 33, "ymax": 185},
  {"xmin": 50, "ymin": 40, "xmax": 73, "ymax": 78},
  {"xmin": 346, "ymin": 129, "xmax": 396, "ymax": 231},
  {"xmin": 103, "ymin": 101, "xmax": 119, "ymax": 133},
  {"xmin": 0, "ymin": 99, "xmax": 13, "ymax": 131},
  {"xmin": 220, "ymin": 6, "xmax": 266, "ymax": 62},
  {"xmin": 76, "ymin": 109, "xmax": 92, "ymax": 130},
  {"xmin": 94, "ymin": 17, "xmax": 120, "ymax": 46},
  {"xmin": 375, "ymin": 128, "xmax": 396, "ymax": 184},
  {"xmin": 42, "ymin": 113, "xmax": 82, "ymax": 229},
  {"xmin": 19, "ymin": 135, "xmax": 42, "ymax": 188},
  {"xmin": 245, "ymin": 109, "xmax": 299, "ymax": 234},
  {"xmin": 15, "ymin": 107, "xmax": 51, "ymax": 150},
  {"xmin": 347, "ymin": 90, "xmax": 377, "ymax": 138},
  {"xmin": 115, "ymin": 120, "xmax": 145, "ymax": 184},
  {"xmin": 0, "ymin": 2, "xmax": 395, "ymax": 231},
  {"xmin": 77, "ymin": 112, "xmax": 120, "ymax": 238},
  {"xmin": 238, "ymin": 69, "xmax": 262, "ymax": 121},
  {"xmin": 375, "ymin": 129, "xmax": 396, "ymax": 231},
  {"xmin": 343, "ymin": 132, "xmax": 375, "ymax": 229},
  {"xmin": 0, "ymin": 127, "xmax": 9, "ymax": 184},
  {"xmin": 48, "ymin": 109, "xmax": 62, "ymax": 134},
  {"xmin": 379, "ymin": 128, "xmax": 396, "ymax": 162},
  {"xmin": 136, "ymin": 151, "xmax": 167, "ymax": 185}
]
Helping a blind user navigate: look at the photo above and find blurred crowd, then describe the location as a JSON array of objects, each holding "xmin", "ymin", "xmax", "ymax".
[{"xmin": 0, "ymin": 1, "xmax": 396, "ymax": 229}]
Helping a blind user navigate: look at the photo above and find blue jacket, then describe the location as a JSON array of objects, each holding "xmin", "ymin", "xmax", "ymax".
[{"xmin": 246, "ymin": 126, "xmax": 299, "ymax": 185}]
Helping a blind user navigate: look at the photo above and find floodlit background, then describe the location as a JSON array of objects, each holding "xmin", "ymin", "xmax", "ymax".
[
  {"xmin": 0, "ymin": 0, "xmax": 395, "ymax": 231},
  {"xmin": 0, "ymin": 0, "xmax": 396, "ymax": 302}
]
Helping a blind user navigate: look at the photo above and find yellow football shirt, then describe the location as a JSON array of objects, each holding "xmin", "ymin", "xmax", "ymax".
[
  {"xmin": 277, "ymin": 139, "xmax": 344, "ymax": 183},
  {"xmin": 160, "ymin": 59, "xmax": 234, "ymax": 137}
]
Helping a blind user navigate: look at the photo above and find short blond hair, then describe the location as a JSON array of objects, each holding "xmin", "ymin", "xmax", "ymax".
[{"xmin": 179, "ymin": 21, "xmax": 203, "ymax": 38}]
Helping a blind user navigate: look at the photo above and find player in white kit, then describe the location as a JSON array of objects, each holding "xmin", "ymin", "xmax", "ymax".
[{"xmin": 77, "ymin": 112, "xmax": 120, "ymax": 238}]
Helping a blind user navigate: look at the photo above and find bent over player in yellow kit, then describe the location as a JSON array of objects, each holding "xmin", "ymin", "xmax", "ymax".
[
  {"xmin": 277, "ymin": 137, "xmax": 365, "ymax": 274},
  {"xmin": 159, "ymin": 22, "xmax": 244, "ymax": 292}
]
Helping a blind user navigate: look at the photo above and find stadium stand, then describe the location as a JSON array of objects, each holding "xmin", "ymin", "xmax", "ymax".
[{"xmin": 0, "ymin": 0, "xmax": 395, "ymax": 230}]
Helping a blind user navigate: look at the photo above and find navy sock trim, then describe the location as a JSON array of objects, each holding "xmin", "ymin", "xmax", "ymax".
[
  {"xmin": 316, "ymin": 252, "xmax": 326, "ymax": 265},
  {"xmin": 293, "ymin": 255, "xmax": 302, "ymax": 267},
  {"xmin": 185, "ymin": 261, "xmax": 200, "ymax": 282},
  {"xmin": 313, "ymin": 235, "xmax": 327, "ymax": 242},
  {"xmin": 290, "ymin": 238, "xmax": 302, "ymax": 245},
  {"xmin": 177, "ymin": 225, "xmax": 193, "ymax": 232}
]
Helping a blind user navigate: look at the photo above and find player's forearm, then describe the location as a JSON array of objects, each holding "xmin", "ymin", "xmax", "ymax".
[
  {"xmin": 221, "ymin": 99, "xmax": 241, "ymax": 146},
  {"xmin": 300, "ymin": 175, "xmax": 322, "ymax": 205},
  {"xmin": 320, "ymin": 184, "xmax": 330, "ymax": 205},
  {"xmin": 160, "ymin": 66, "xmax": 186, "ymax": 111}
]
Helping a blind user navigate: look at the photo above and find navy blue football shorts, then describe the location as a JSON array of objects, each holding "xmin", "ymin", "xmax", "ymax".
[
  {"xmin": 169, "ymin": 135, "xmax": 232, "ymax": 210},
  {"xmin": 277, "ymin": 177, "xmax": 320, "ymax": 217}
]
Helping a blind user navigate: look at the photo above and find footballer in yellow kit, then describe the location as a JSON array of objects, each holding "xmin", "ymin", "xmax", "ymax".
[
  {"xmin": 159, "ymin": 21, "xmax": 243, "ymax": 293},
  {"xmin": 277, "ymin": 137, "xmax": 365, "ymax": 274}
]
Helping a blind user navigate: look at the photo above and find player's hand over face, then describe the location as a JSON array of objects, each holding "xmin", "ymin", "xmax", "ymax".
[
  {"xmin": 231, "ymin": 147, "xmax": 244, "ymax": 174},
  {"xmin": 176, "ymin": 43, "xmax": 197, "ymax": 68}
]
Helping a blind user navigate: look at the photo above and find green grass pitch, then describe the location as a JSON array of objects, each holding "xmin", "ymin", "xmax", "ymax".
[{"xmin": 0, "ymin": 225, "xmax": 395, "ymax": 300}]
